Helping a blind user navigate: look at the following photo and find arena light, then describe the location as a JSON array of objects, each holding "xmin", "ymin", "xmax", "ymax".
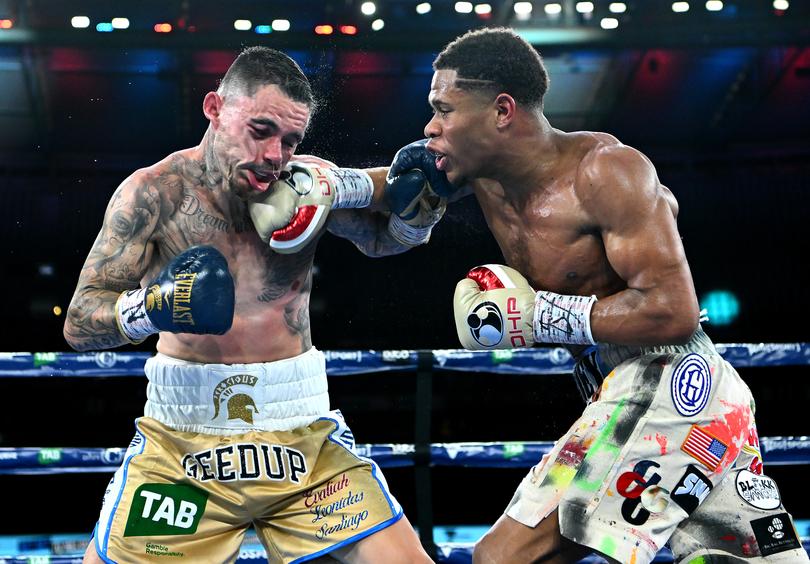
[
  {"xmin": 360, "ymin": 1, "xmax": 376, "ymax": 16},
  {"xmin": 111, "ymin": 17, "xmax": 129, "ymax": 30},
  {"xmin": 0, "ymin": 19, "xmax": 12, "ymax": 29},
  {"xmin": 272, "ymin": 19, "xmax": 290, "ymax": 31},
  {"xmin": 234, "ymin": 19, "xmax": 252, "ymax": 30},
  {"xmin": 514, "ymin": 2, "xmax": 533, "ymax": 16},
  {"xmin": 38, "ymin": 264, "xmax": 55, "ymax": 277},
  {"xmin": 672, "ymin": 1, "xmax": 690, "ymax": 12},
  {"xmin": 371, "ymin": 18, "xmax": 384, "ymax": 31},
  {"xmin": 96, "ymin": 22, "xmax": 114, "ymax": 32},
  {"xmin": 314, "ymin": 24, "xmax": 334, "ymax": 35},
  {"xmin": 254, "ymin": 24, "xmax": 271, "ymax": 34},
  {"xmin": 71, "ymin": 16, "xmax": 90, "ymax": 29},
  {"xmin": 339, "ymin": 25, "xmax": 358, "ymax": 35},
  {"xmin": 153, "ymin": 22, "xmax": 172, "ymax": 33},
  {"xmin": 475, "ymin": 3, "xmax": 492, "ymax": 15},
  {"xmin": 773, "ymin": 0, "xmax": 788, "ymax": 9},
  {"xmin": 455, "ymin": 2, "xmax": 473, "ymax": 13},
  {"xmin": 608, "ymin": 2, "xmax": 627, "ymax": 13},
  {"xmin": 700, "ymin": 290, "xmax": 739, "ymax": 326},
  {"xmin": 600, "ymin": 17, "xmax": 619, "ymax": 29},
  {"xmin": 705, "ymin": 0, "xmax": 723, "ymax": 11},
  {"xmin": 416, "ymin": 2, "xmax": 432, "ymax": 14},
  {"xmin": 544, "ymin": 3, "xmax": 562, "ymax": 16},
  {"xmin": 575, "ymin": 2, "xmax": 594, "ymax": 13}
]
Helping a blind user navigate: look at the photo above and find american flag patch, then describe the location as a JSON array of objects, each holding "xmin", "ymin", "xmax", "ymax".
[{"xmin": 681, "ymin": 425, "xmax": 728, "ymax": 471}]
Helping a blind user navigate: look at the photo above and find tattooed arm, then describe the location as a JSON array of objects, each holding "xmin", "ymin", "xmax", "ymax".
[{"xmin": 63, "ymin": 172, "xmax": 161, "ymax": 351}]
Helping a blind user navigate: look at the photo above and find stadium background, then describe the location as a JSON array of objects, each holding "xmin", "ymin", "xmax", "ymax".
[{"xmin": 0, "ymin": 0, "xmax": 808, "ymax": 552}]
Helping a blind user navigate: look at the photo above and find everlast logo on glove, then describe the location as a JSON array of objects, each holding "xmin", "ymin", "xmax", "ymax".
[
  {"xmin": 172, "ymin": 272, "xmax": 197, "ymax": 325},
  {"xmin": 145, "ymin": 285, "xmax": 162, "ymax": 313}
]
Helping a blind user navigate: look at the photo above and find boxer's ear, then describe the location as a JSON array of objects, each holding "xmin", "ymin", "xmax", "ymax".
[
  {"xmin": 203, "ymin": 92, "xmax": 223, "ymax": 127},
  {"xmin": 494, "ymin": 93, "xmax": 517, "ymax": 129}
]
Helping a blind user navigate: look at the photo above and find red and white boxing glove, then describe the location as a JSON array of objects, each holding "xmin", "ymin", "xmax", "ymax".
[
  {"xmin": 453, "ymin": 264, "xmax": 597, "ymax": 349},
  {"xmin": 249, "ymin": 161, "xmax": 374, "ymax": 254}
]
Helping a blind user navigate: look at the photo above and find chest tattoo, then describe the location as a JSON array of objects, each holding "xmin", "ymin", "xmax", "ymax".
[{"xmin": 258, "ymin": 246, "xmax": 316, "ymax": 303}]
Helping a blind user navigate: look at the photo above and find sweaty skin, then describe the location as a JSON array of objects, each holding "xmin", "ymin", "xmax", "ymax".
[
  {"xmin": 64, "ymin": 84, "xmax": 406, "ymax": 363},
  {"xmin": 425, "ymin": 69, "xmax": 700, "ymax": 350}
]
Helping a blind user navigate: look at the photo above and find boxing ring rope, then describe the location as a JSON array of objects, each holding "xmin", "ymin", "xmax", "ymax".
[{"xmin": 1, "ymin": 344, "xmax": 809, "ymax": 563}]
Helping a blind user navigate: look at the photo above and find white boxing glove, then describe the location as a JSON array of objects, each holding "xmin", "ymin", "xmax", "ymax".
[
  {"xmin": 249, "ymin": 162, "xmax": 374, "ymax": 254},
  {"xmin": 453, "ymin": 264, "xmax": 597, "ymax": 349}
]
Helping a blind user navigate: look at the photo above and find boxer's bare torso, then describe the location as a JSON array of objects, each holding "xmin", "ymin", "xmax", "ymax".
[
  {"xmin": 471, "ymin": 131, "xmax": 696, "ymax": 348},
  {"xmin": 65, "ymin": 147, "xmax": 315, "ymax": 363},
  {"xmin": 64, "ymin": 146, "xmax": 399, "ymax": 363}
]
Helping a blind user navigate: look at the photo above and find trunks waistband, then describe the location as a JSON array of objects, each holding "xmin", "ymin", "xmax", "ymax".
[
  {"xmin": 572, "ymin": 326, "xmax": 717, "ymax": 404},
  {"xmin": 143, "ymin": 347, "xmax": 329, "ymax": 434}
]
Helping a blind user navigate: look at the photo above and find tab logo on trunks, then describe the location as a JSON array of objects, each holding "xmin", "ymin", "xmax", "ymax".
[
  {"xmin": 212, "ymin": 374, "xmax": 259, "ymax": 424},
  {"xmin": 467, "ymin": 302, "xmax": 504, "ymax": 347},
  {"xmin": 735, "ymin": 469, "xmax": 781, "ymax": 510},
  {"xmin": 750, "ymin": 513, "xmax": 802, "ymax": 556},
  {"xmin": 670, "ymin": 465, "xmax": 713, "ymax": 515},
  {"xmin": 124, "ymin": 483, "xmax": 208, "ymax": 537},
  {"xmin": 670, "ymin": 353, "xmax": 711, "ymax": 417}
]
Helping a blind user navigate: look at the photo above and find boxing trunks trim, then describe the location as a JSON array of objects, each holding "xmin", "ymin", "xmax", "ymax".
[
  {"xmin": 291, "ymin": 412, "xmax": 403, "ymax": 563},
  {"xmin": 144, "ymin": 348, "xmax": 329, "ymax": 434},
  {"xmin": 95, "ymin": 427, "xmax": 147, "ymax": 562}
]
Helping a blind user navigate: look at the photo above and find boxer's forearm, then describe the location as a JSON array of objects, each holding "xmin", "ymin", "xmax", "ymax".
[
  {"xmin": 64, "ymin": 288, "xmax": 130, "ymax": 351},
  {"xmin": 364, "ymin": 167, "xmax": 390, "ymax": 210},
  {"xmin": 589, "ymin": 285, "xmax": 699, "ymax": 346},
  {"xmin": 326, "ymin": 208, "xmax": 413, "ymax": 258}
]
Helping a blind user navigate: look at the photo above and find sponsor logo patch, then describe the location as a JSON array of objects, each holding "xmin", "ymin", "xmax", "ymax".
[
  {"xmin": 750, "ymin": 513, "xmax": 802, "ymax": 556},
  {"xmin": 670, "ymin": 465, "xmax": 713, "ymax": 515},
  {"xmin": 124, "ymin": 483, "xmax": 208, "ymax": 537},
  {"xmin": 467, "ymin": 301, "xmax": 504, "ymax": 348},
  {"xmin": 735, "ymin": 469, "xmax": 781, "ymax": 510},
  {"xmin": 681, "ymin": 425, "xmax": 728, "ymax": 471},
  {"xmin": 671, "ymin": 353, "xmax": 711, "ymax": 417},
  {"xmin": 616, "ymin": 460, "xmax": 664, "ymax": 525}
]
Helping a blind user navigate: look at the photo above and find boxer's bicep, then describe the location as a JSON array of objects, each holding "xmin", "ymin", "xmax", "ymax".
[
  {"xmin": 80, "ymin": 174, "xmax": 161, "ymax": 293},
  {"xmin": 596, "ymin": 152, "xmax": 688, "ymax": 293},
  {"xmin": 582, "ymin": 146, "xmax": 699, "ymax": 343},
  {"xmin": 326, "ymin": 209, "xmax": 411, "ymax": 257},
  {"xmin": 65, "ymin": 174, "xmax": 161, "ymax": 350}
]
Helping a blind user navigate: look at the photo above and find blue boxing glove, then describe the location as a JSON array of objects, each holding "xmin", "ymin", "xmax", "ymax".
[
  {"xmin": 385, "ymin": 140, "xmax": 454, "ymax": 246},
  {"xmin": 387, "ymin": 139, "xmax": 455, "ymax": 197},
  {"xmin": 115, "ymin": 245, "xmax": 235, "ymax": 343}
]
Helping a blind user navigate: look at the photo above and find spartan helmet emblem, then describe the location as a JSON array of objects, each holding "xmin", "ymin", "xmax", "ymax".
[
  {"xmin": 467, "ymin": 301, "xmax": 504, "ymax": 347},
  {"xmin": 211, "ymin": 374, "xmax": 259, "ymax": 423},
  {"xmin": 227, "ymin": 394, "xmax": 258, "ymax": 424}
]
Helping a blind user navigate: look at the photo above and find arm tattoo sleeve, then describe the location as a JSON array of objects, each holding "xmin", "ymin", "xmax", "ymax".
[{"xmin": 64, "ymin": 181, "xmax": 161, "ymax": 351}]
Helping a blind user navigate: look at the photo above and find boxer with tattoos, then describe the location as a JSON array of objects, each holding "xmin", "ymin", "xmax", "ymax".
[{"xmin": 63, "ymin": 47, "xmax": 439, "ymax": 564}]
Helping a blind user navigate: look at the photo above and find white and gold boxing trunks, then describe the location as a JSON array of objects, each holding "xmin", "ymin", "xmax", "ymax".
[
  {"xmin": 506, "ymin": 331, "xmax": 808, "ymax": 563},
  {"xmin": 92, "ymin": 349, "xmax": 403, "ymax": 563}
]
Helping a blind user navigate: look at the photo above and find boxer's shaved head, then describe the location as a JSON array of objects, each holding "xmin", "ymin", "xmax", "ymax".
[{"xmin": 218, "ymin": 46, "xmax": 316, "ymax": 110}]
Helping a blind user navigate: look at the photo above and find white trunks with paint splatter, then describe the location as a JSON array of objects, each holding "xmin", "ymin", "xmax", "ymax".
[{"xmin": 505, "ymin": 329, "xmax": 808, "ymax": 563}]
